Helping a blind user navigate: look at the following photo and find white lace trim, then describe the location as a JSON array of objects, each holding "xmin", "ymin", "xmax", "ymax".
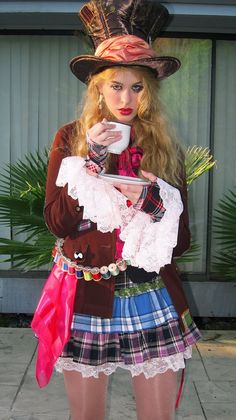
[
  {"xmin": 55, "ymin": 347, "xmax": 192, "ymax": 379},
  {"xmin": 56, "ymin": 156, "xmax": 183, "ymax": 273},
  {"xmin": 56, "ymin": 156, "xmax": 127, "ymax": 232}
]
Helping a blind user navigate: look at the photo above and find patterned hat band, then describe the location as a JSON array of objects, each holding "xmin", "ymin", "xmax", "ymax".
[{"xmin": 95, "ymin": 35, "xmax": 156, "ymax": 62}]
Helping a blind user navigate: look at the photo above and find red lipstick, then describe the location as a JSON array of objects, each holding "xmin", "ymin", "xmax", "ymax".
[{"xmin": 118, "ymin": 108, "xmax": 133, "ymax": 115}]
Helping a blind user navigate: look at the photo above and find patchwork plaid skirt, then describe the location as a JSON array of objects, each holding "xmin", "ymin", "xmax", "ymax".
[{"xmin": 55, "ymin": 273, "xmax": 201, "ymax": 378}]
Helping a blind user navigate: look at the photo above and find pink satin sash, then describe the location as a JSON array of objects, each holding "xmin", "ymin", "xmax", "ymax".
[{"xmin": 31, "ymin": 265, "xmax": 77, "ymax": 387}]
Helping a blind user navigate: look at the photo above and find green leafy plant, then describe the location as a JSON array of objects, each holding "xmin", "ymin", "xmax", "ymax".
[
  {"xmin": 176, "ymin": 145, "xmax": 216, "ymax": 263},
  {"xmin": 176, "ymin": 240, "xmax": 201, "ymax": 264},
  {"xmin": 212, "ymin": 187, "xmax": 236, "ymax": 279},
  {"xmin": 0, "ymin": 150, "xmax": 55, "ymax": 269},
  {"xmin": 185, "ymin": 145, "xmax": 216, "ymax": 186},
  {"xmin": 0, "ymin": 145, "xmax": 215, "ymax": 270}
]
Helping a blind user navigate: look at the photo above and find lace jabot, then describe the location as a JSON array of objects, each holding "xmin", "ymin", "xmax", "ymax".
[{"xmin": 56, "ymin": 156, "xmax": 183, "ymax": 273}]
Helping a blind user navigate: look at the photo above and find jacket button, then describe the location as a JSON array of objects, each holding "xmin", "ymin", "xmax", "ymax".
[
  {"xmin": 75, "ymin": 205, "xmax": 81, "ymax": 212},
  {"xmin": 74, "ymin": 251, "xmax": 83, "ymax": 260}
]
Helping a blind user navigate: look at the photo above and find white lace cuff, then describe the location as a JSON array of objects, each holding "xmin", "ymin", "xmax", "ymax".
[{"xmin": 56, "ymin": 156, "xmax": 183, "ymax": 273}]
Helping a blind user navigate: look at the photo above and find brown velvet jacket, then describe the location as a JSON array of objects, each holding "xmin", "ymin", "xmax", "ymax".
[{"xmin": 44, "ymin": 122, "xmax": 191, "ymax": 329}]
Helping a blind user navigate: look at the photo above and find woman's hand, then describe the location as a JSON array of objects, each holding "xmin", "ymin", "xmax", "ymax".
[
  {"xmin": 85, "ymin": 168, "xmax": 99, "ymax": 177},
  {"xmin": 141, "ymin": 170, "xmax": 157, "ymax": 183},
  {"xmin": 114, "ymin": 170, "xmax": 157, "ymax": 205},
  {"xmin": 87, "ymin": 118, "xmax": 122, "ymax": 147},
  {"xmin": 114, "ymin": 183, "xmax": 143, "ymax": 204}
]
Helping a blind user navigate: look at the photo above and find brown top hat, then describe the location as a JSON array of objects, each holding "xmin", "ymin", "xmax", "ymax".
[{"xmin": 70, "ymin": 0, "xmax": 180, "ymax": 83}]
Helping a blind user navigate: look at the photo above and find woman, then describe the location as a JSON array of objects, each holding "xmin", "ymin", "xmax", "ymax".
[{"xmin": 32, "ymin": 1, "xmax": 201, "ymax": 419}]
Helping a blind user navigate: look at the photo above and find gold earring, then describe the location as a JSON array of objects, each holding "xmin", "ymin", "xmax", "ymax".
[{"xmin": 98, "ymin": 94, "xmax": 103, "ymax": 110}]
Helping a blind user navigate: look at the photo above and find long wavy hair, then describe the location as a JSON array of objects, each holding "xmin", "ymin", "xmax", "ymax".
[{"xmin": 71, "ymin": 66, "xmax": 184, "ymax": 185}]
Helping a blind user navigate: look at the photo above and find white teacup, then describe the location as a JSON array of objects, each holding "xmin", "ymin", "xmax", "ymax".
[{"xmin": 107, "ymin": 122, "xmax": 131, "ymax": 154}]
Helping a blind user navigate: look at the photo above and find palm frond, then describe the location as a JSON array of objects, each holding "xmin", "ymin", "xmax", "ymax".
[
  {"xmin": 213, "ymin": 251, "xmax": 236, "ymax": 279},
  {"xmin": 212, "ymin": 187, "xmax": 236, "ymax": 279},
  {"xmin": 0, "ymin": 196, "xmax": 45, "ymax": 226},
  {"xmin": 213, "ymin": 190, "xmax": 236, "ymax": 249},
  {"xmin": 185, "ymin": 145, "xmax": 216, "ymax": 186},
  {"xmin": 0, "ymin": 149, "xmax": 49, "ymax": 199},
  {"xmin": 175, "ymin": 240, "xmax": 200, "ymax": 264},
  {"xmin": 0, "ymin": 233, "xmax": 55, "ymax": 270},
  {"xmin": 0, "ymin": 148, "xmax": 54, "ymax": 270}
]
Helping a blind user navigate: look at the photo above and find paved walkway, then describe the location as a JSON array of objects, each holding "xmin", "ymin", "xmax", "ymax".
[{"xmin": 0, "ymin": 328, "xmax": 235, "ymax": 420}]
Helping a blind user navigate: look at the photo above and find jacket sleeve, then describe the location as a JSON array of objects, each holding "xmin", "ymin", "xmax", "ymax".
[
  {"xmin": 172, "ymin": 171, "xmax": 191, "ymax": 258},
  {"xmin": 44, "ymin": 123, "xmax": 84, "ymax": 238}
]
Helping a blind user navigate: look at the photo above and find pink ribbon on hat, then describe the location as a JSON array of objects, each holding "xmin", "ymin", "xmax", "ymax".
[{"xmin": 95, "ymin": 35, "xmax": 156, "ymax": 62}]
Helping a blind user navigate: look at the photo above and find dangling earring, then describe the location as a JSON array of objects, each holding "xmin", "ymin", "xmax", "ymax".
[{"xmin": 98, "ymin": 94, "xmax": 103, "ymax": 110}]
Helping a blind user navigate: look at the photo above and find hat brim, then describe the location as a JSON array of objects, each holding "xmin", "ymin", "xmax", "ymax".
[{"xmin": 70, "ymin": 55, "xmax": 181, "ymax": 84}]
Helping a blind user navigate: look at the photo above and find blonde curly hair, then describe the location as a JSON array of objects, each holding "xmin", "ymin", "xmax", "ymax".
[{"xmin": 71, "ymin": 66, "xmax": 184, "ymax": 186}]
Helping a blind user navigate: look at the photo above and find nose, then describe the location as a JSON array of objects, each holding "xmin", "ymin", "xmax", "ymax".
[{"xmin": 121, "ymin": 88, "xmax": 132, "ymax": 105}]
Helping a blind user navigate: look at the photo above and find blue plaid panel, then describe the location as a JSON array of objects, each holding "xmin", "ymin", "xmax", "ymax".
[{"xmin": 72, "ymin": 286, "xmax": 178, "ymax": 334}]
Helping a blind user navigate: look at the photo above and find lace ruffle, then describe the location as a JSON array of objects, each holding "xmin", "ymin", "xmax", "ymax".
[
  {"xmin": 55, "ymin": 347, "xmax": 192, "ymax": 379},
  {"xmin": 56, "ymin": 156, "xmax": 127, "ymax": 232},
  {"xmin": 56, "ymin": 156, "xmax": 183, "ymax": 273}
]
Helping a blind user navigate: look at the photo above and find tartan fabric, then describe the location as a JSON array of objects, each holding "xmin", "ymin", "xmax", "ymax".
[
  {"xmin": 71, "ymin": 285, "xmax": 178, "ymax": 334},
  {"xmin": 85, "ymin": 159, "xmax": 103, "ymax": 174},
  {"xmin": 115, "ymin": 271, "xmax": 137, "ymax": 289},
  {"xmin": 114, "ymin": 271, "xmax": 158, "ymax": 290},
  {"xmin": 133, "ymin": 185, "xmax": 148, "ymax": 210},
  {"xmin": 86, "ymin": 133, "xmax": 108, "ymax": 166},
  {"xmin": 141, "ymin": 182, "xmax": 166, "ymax": 222},
  {"xmin": 60, "ymin": 319, "xmax": 201, "ymax": 366}
]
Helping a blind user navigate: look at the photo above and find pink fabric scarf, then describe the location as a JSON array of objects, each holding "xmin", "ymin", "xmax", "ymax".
[{"xmin": 31, "ymin": 265, "xmax": 77, "ymax": 387}]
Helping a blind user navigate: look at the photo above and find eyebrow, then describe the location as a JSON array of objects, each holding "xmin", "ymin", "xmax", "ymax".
[{"xmin": 110, "ymin": 80, "xmax": 143, "ymax": 85}]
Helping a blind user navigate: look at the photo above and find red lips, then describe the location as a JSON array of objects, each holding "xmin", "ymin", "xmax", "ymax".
[{"xmin": 118, "ymin": 108, "xmax": 133, "ymax": 115}]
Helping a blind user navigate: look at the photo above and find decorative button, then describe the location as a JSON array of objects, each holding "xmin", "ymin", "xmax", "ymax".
[
  {"xmin": 74, "ymin": 251, "xmax": 83, "ymax": 260},
  {"xmin": 75, "ymin": 205, "xmax": 81, "ymax": 212}
]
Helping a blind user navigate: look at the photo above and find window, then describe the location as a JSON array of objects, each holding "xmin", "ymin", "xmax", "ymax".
[{"xmin": 0, "ymin": 34, "xmax": 235, "ymax": 276}]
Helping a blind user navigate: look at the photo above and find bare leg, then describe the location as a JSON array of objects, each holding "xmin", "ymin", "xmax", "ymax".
[
  {"xmin": 63, "ymin": 370, "xmax": 109, "ymax": 420},
  {"xmin": 132, "ymin": 369, "xmax": 178, "ymax": 420}
]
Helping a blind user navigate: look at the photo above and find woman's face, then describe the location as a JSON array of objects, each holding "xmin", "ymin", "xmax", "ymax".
[{"xmin": 99, "ymin": 68, "xmax": 144, "ymax": 123}]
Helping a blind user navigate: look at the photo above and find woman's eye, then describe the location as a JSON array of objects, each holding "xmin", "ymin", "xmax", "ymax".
[
  {"xmin": 111, "ymin": 84, "xmax": 122, "ymax": 91},
  {"xmin": 132, "ymin": 85, "xmax": 143, "ymax": 93}
]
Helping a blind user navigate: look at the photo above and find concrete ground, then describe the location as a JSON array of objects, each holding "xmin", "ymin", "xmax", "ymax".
[{"xmin": 0, "ymin": 328, "xmax": 235, "ymax": 420}]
